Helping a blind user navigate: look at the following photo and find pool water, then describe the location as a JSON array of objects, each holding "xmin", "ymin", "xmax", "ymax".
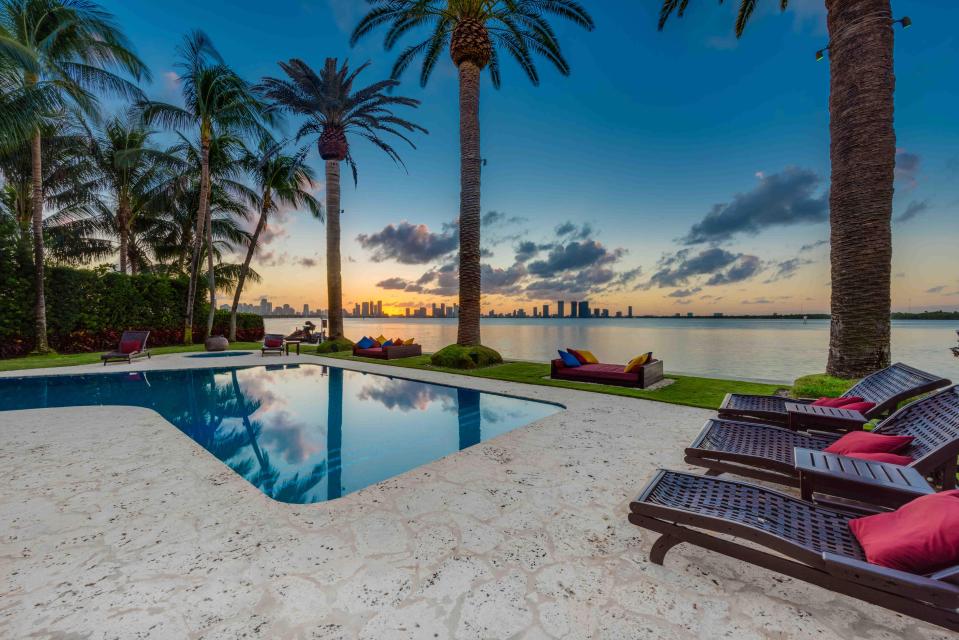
[
  {"xmin": 0, "ymin": 364, "xmax": 560, "ymax": 504},
  {"xmin": 186, "ymin": 351, "xmax": 254, "ymax": 358}
]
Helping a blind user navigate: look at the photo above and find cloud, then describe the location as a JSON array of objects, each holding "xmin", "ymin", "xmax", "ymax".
[
  {"xmin": 668, "ymin": 287, "xmax": 702, "ymax": 298},
  {"xmin": 895, "ymin": 199, "xmax": 930, "ymax": 223},
  {"xmin": 482, "ymin": 263, "xmax": 527, "ymax": 295},
  {"xmin": 765, "ymin": 257, "xmax": 811, "ymax": 283},
  {"xmin": 528, "ymin": 240, "xmax": 622, "ymax": 278},
  {"xmin": 706, "ymin": 255, "xmax": 763, "ymax": 286},
  {"xmin": 297, "ymin": 257, "xmax": 318, "ymax": 268},
  {"xmin": 682, "ymin": 167, "xmax": 829, "ymax": 244},
  {"xmin": 357, "ymin": 221, "xmax": 458, "ymax": 264},
  {"xmin": 645, "ymin": 247, "xmax": 741, "ymax": 289},
  {"xmin": 555, "ymin": 221, "xmax": 593, "ymax": 240},
  {"xmin": 800, "ymin": 239, "xmax": 828, "ymax": 252},
  {"xmin": 926, "ymin": 285, "xmax": 946, "ymax": 294},
  {"xmin": 742, "ymin": 297, "xmax": 774, "ymax": 305},
  {"xmin": 376, "ymin": 277, "xmax": 410, "ymax": 290},
  {"xmin": 895, "ymin": 149, "xmax": 921, "ymax": 189},
  {"xmin": 514, "ymin": 240, "xmax": 541, "ymax": 262}
]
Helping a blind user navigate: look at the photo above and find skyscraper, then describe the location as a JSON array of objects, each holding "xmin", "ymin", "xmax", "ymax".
[
  {"xmin": 542, "ymin": 304, "xmax": 549, "ymax": 318},
  {"xmin": 361, "ymin": 301, "xmax": 369, "ymax": 317},
  {"xmin": 557, "ymin": 300, "xmax": 565, "ymax": 318},
  {"xmin": 570, "ymin": 301, "xmax": 578, "ymax": 318},
  {"xmin": 376, "ymin": 300, "xmax": 383, "ymax": 317},
  {"xmin": 303, "ymin": 303, "xmax": 310, "ymax": 316},
  {"xmin": 627, "ymin": 305, "xmax": 633, "ymax": 318},
  {"xmin": 578, "ymin": 300, "xmax": 589, "ymax": 318}
]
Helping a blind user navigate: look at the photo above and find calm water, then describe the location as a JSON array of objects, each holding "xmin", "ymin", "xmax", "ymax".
[
  {"xmin": 267, "ymin": 317, "xmax": 958, "ymax": 383},
  {"xmin": 0, "ymin": 364, "xmax": 560, "ymax": 504}
]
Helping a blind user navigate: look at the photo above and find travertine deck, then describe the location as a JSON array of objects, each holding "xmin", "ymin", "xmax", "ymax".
[{"xmin": 0, "ymin": 353, "xmax": 949, "ymax": 639}]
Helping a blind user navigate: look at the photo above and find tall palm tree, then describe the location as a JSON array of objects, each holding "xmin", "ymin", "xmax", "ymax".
[
  {"xmin": 0, "ymin": 0, "xmax": 148, "ymax": 352},
  {"xmin": 352, "ymin": 1, "xmax": 593, "ymax": 347},
  {"xmin": 658, "ymin": 0, "xmax": 898, "ymax": 379},
  {"xmin": 230, "ymin": 140, "xmax": 322, "ymax": 341},
  {"xmin": 257, "ymin": 58, "xmax": 426, "ymax": 340},
  {"xmin": 139, "ymin": 31, "xmax": 268, "ymax": 343}
]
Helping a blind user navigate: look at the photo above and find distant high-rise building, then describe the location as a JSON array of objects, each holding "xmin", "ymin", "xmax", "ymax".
[
  {"xmin": 353, "ymin": 303, "xmax": 360, "ymax": 317},
  {"xmin": 578, "ymin": 300, "xmax": 589, "ymax": 318},
  {"xmin": 570, "ymin": 301, "xmax": 578, "ymax": 318},
  {"xmin": 557, "ymin": 301, "xmax": 565, "ymax": 318},
  {"xmin": 615, "ymin": 311, "xmax": 622, "ymax": 318},
  {"xmin": 259, "ymin": 297, "xmax": 271, "ymax": 316},
  {"xmin": 440, "ymin": 302, "xmax": 446, "ymax": 318},
  {"xmin": 303, "ymin": 303, "xmax": 310, "ymax": 316},
  {"xmin": 376, "ymin": 300, "xmax": 383, "ymax": 317},
  {"xmin": 405, "ymin": 308, "xmax": 410, "ymax": 317},
  {"xmin": 602, "ymin": 308, "xmax": 609, "ymax": 318},
  {"xmin": 592, "ymin": 308, "xmax": 599, "ymax": 317},
  {"xmin": 361, "ymin": 301, "xmax": 369, "ymax": 317},
  {"xmin": 627, "ymin": 305, "xmax": 633, "ymax": 318},
  {"xmin": 542, "ymin": 304, "xmax": 549, "ymax": 318},
  {"xmin": 687, "ymin": 312, "xmax": 694, "ymax": 317}
]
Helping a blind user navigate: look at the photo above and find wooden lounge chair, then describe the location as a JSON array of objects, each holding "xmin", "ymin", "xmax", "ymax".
[
  {"xmin": 352, "ymin": 343, "xmax": 422, "ymax": 360},
  {"xmin": 629, "ymin": 469, "xmax": 959, "ymax": 631},
  {"xmin": 719, "ymin": 362, "xmax": 950, "ymax": 426},
  {"xmin": 550, "ymin": 357, "xmax": 664, "ymax": 389},
  {"xmin": 686, "ymin": 385, "xmax": 959, "ymax": 489},
  {"xmin": 101, "ymin": 330, "xmax": 151, "ymax": 365},
  {"xmin": 261, "ymin": 333, "xmax": 285, "ymax": 356}
]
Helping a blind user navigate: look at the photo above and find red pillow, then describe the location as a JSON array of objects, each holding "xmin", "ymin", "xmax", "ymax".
[
  {"xmin": 264, "ymin": 337, "xmax": 283, "ymax": 348},
  {"xmin": 837, "ymin": 401, "xmax": 876, "ymax": 414},
  {"xmin": 566, "ymin": 348, "xmax": 589, "ymax": 365},
  {"xmin": 823, "ymin": 431, "xmax": 913, "ymax": 455},
  {"xmin": 844, "ymin": 451, "xmax": 913, "ymax": 465},
  {"xmin": 849, "ymin": 490, "xmax": 959, "ymax": 573},
  {"xmin": 120, "ymin": 339, "xmax": 141, "ymax": 354},
  {"xmin": 812, "ymin": 396, "xmax": 863, "ymax": 407}
]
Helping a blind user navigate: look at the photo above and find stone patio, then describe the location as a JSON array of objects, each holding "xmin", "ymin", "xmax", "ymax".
[{"xmin": 0, "ymin": 353, "xmax": 951, "ymax": 639}]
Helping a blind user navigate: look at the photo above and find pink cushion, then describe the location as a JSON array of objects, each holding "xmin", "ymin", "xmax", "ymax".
[
  {"xmin": 812, "ymin": 396, "xmax": 863, "ymax": 407},
  {"xmin": 837, "ymin": 401, "xmax": 876, "ymax": 414},
  {"xmin": 824, "ymin": 431, "xmax": 913, "ymax": 456},
  {"xmin": 119, "ymin": 339, "xmax": 141, "ymax": 354},
  {"xmin": 849, "ymin": 490, "xmax": 959, "ymax": 573},
  {"xmin": 264, "ymin": 338, "xmax": 283, "ymax": 348},
  {"xmin": 844, "ymin": 451, "xmax": 913, "ymax": 465}
]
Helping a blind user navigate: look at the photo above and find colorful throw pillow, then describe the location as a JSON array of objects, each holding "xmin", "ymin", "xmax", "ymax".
[
  {"xmin": 823, "ymin": 431, "xmax": 913, "ymax": 456},
  {"xmin": 393, "ymin": 338, "xmax": 404, "ymax": 346},
  {"xmin": 849, "ymin": 490, "xmax": 959, "ymax": 573},
  {"xmin": 566, "ymin": 348, "xmax": 589, "ymax": 365},
  {"xmin": 576, "ymin": 349, "xmax": 599, "ymax": 364},
  {"xmin": 838, "ymin": 401, "xmax": 876, "ymax": 414},
  {"xmin": 844, "ymin": 451, "xmax": 913, "ymax": 465},
  {"xmin": 375, "ymin": 334, "xmax": 388, "ymax": 345},
  {"xmin": 558, "ymin": 350, "xmax": 581, "ymax": 368},
  {"xmin": 625, "ymin": 352, "xmax": 653, "ymax": 374},
  {"xmin": 264, "ymin": 337, "xmax": 283, "ymax": 348},
  {"xmin": 119, "ymin": 338, "xmax": 141, "ymax": 354},
  {"xmin": 404, "ymin": 338, "xmax": 416, "ymax": 345},
  {"xmin": 812, "ymin": 396, "xmax": 863, "ymax": 408},
  {"xmin": 357, "ymin": 336, "xmax": 375, "ymax": 349},
  {"xmin": 382, "ymin": 340, "xmax": 394, "ymax": 347}
]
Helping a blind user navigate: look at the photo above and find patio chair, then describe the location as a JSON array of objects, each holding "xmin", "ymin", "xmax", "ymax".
[
  {"xmin": 686, "ymin": 385, "xmax": 959, "ymax": 489},
  {"xmin": 629, "ymin": 469, "xmax": 959, "ymax": 631},
  {"xmin": 101, "ymin": 330, "xmax": 151, "ymax": 365},
  {"xmin": 718, "ymin": 362, "xmax": 950, "ymax": 426},
  {"xmin": 261, "ymin": 333, "xmax": 285, "ymax": 356}
]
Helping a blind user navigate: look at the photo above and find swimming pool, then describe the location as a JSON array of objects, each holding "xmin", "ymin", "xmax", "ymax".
[{"xmin": 0, "ymin": 364, "xmax": 561, "ymax": 504}]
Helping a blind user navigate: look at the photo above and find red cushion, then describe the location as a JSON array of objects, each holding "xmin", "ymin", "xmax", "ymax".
[
  {"xmin": 844, "ymin": 451, "xmax": 913, "ymax": 465},
  {"xmin": 119, "ymin": 339, "xmax": 141, "ymax": 354},
  {"xmin": 837, "ymin": 401, "xmax": 876, "ymax": 414},
  {"xmin": 849, "ymin": 490, "xmax": 959, "ymax": 573},
  {"xmin": 566, "ymin": 348, "xmax": 589, "ymax": 365},
  {"xmin": 812, "ymin": 396, "xmax": 864, "ymax": 407},
  {"xmin": 824, "ymin": 431, "xmax": 913, "ymax": 455},
  {"xmin": 264, "ymin": 338, "xmax": 283, "ymax": 348}
]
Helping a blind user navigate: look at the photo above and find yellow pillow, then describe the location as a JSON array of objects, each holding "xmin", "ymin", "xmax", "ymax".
[
  {"xmin": 625, "ymin": 352, "xmax": 653, "ymax": 373},
  {"xmin": 404, "ymin": 338, "xmax": 415, "ymax": 345},
  {"xmin": 576, "ymin": 349, "xmax": 599, "ymax": 364},
  {"xmin": 375, "ymin": 334, "xmax": 388, "ymax": 345}
]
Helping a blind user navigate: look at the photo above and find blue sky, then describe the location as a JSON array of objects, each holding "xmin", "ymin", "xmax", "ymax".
[{"xmin": 102, "ymin": 0, "xmax": 959, "ymax": 314}]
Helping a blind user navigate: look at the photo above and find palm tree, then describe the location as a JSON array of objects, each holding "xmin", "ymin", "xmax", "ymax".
[
  {"xmin": 138, "ymin": 31, "xmax": 268, "ymax": 343},
  {"xmin": 230, "ymin": 140, "xmax": 322, "ymax": 341},
  {"xmin": 352, "ymin": 1, "xmax": 593, "ymax": 347},
  {"xmin": 658, "ymin": 0, "xmax": 898, "ymax": 378},
  {"xmin": 0, "ymin": 0, "xmax": 148, "ymax": 352},
  {"xmin": 257, "ymin": 58, "xmax": 426, "ymax": 340}
]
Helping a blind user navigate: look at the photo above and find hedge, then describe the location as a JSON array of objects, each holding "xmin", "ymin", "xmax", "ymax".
[{"xmin": 0, "ymin": 266, "xmax": 264, "ymax": 357}]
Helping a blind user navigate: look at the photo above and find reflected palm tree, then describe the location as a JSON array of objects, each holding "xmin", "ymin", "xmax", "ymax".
[
  {"xmin": 327, "ymin": 366, "xmax": 344, "ymax": 500},
  {"xmin": 457, "ymin": 388, "xmax": 481, "ymax": 450}
]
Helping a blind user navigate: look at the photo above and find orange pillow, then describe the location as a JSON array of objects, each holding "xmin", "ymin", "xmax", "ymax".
[
  {"xmin": 625, "ymin": 352, "xmax": 653, "ymax": 373},
  {"xmin": 393, "ymin": 337, "xmax": 404, "ymax": 346},
  {"xmin": 375, "ymin": 334, "xmax": 388, "ymax": 345},
  {"xmin": 575, "ymin": 349, "xmax": 599, "ymax": 364},
  {"xmin": 403, "ymin": 338, "xmax": 415, "ymax": 345}
]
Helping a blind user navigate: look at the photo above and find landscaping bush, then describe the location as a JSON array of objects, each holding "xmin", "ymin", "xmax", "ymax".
[
  {"xmin": 790, "ymin": 373, "xmax": 858, "ymax": 399},
  {"xmin": 430, "ymin": 344, "xmax": 503, "ymax": 370},
  {"xmin": 314, "ymin": 337, "xmax": 354, "ymax": 353}
]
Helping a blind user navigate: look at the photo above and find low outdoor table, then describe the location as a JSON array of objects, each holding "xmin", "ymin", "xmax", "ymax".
[
  {"xmin": 285, "ymin": 340, "xmax": 302, "ymax": 356},
  {"xmin": 794, "ymin": 447, "xmax": 933, "ymax": 511},
  {"xmin": 785, "ymin": 402, "xmax": 867, "ymax": 433}
]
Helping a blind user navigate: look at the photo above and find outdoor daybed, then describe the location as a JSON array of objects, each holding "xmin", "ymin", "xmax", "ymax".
[
  {"xmin": 101, "ymin": 330, "xmax": 151, "ymax": 365},
  {"xmin": 718, "ymin": 362, "xmax": 950, "ymax": 426},
  {"xmin": 629, "ymin": 469, "xmax": 959, "ymax": 631},
  {"xmin": 685, "ymin": 384, "xmax": 959, "ymax": 489},
  {"xmin": 551, "ymin": 355, "xmax": 664, "ymax": 388},
  {"xmin": 353, "ymin": 343, "xmax": 422, "ymax": 360}
]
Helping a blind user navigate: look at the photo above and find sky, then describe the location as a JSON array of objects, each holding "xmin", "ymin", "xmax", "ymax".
[{"xmin": 101, "ymin": 0, "xmax": 959, "ymax": 316}]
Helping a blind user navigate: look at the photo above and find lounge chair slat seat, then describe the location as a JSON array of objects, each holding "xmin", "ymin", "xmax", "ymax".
[
  {"xmin": 719, "ymin": 362, "xmax": 950, "ymax": 427},
  {"xmin": 100, "ymin": 330, "xmax": 151, "ymax": 365},
  {"xmin": 629, "ymin": 469, "xmax": 959, "ymax": 630}
]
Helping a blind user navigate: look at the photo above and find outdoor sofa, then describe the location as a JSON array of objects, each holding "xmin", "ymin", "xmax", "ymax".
[
  {"xmin": 101, "ymin": 330, "xmax": 151, "ymax": 365},
  {"xmin": 550, "ymin": 356, "xmax": 664, "ymax": 389},
  {"xmin": 353, "ymin": 343, "xmax": 422, "ymax": 360}
]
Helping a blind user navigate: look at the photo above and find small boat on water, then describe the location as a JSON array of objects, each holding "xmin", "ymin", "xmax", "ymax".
[
  {"xmin": 285, "ymin": 320, "xmax": 326, "ymax": 344},
  {"xmin": 952, "ymin": 330, "xmax": 959, "ymax": 357}
]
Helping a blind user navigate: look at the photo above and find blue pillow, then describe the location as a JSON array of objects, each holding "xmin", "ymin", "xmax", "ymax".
[
  {"xmin": 382, "ymin": 340, "xmax": 394, "ymax": 347},
  {"xmin": 558, "ymin": 350, "xmax": 581, "ymax": 367},
  {"xmin": 357, "ymin": 336, "xmax": 375, "ymax": 349}
]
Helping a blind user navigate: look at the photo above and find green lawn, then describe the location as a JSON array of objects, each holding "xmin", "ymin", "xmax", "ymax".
[
  {"xmin": 302, "ymin": 347, "xmax": 784, "ymax": 410},
  {"xmin": 0, "ymin": 342, "xmax": 263, "ymax": 372}
]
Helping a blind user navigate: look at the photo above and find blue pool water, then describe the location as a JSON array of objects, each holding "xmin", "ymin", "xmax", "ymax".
[{"xmin": 0, "ymin": 364, "xmax": 560, "ymax": 504}]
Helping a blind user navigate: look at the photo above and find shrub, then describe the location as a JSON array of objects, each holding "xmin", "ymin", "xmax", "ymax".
[
  {"xmin": 430, "ymin": 344, "xmax": 503, "ymax": 370},
  {"xmin": 314, "ymin": 337, "xmax": 354, "ymax": 353},
  {"xmin": 791, "ymin": 373, "xmax": 858, "ymax": 399}
]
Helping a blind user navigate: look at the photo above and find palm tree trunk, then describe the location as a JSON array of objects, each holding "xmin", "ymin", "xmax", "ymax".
[
  {"xmin": 118, "ymin": 199, "xmax": 130, "ymax": 275},
  {"xmin": 205, "ymin": 195, "xmax": 216, "ymax": 337},
  {"xmin": 457, "ymin": 61, "xmax": 482, "ymax": 346},
  {"xmin": 30, "ymin": 129, "xmax": 48, "ymax": 353},
  {"xmin": 184, "ymin": 136, "xmax": 211, "ymax": 344},
  {"xmin": 231, "ymin": 191, "xmax": 270, "ymax": 341},
  {"xmin": 825, "ymin": 0, "xmax": 895, "ymax": 378},
  {"xmin": 325, "ymin": 160, "xmax": 343, "ymax": 339}
]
